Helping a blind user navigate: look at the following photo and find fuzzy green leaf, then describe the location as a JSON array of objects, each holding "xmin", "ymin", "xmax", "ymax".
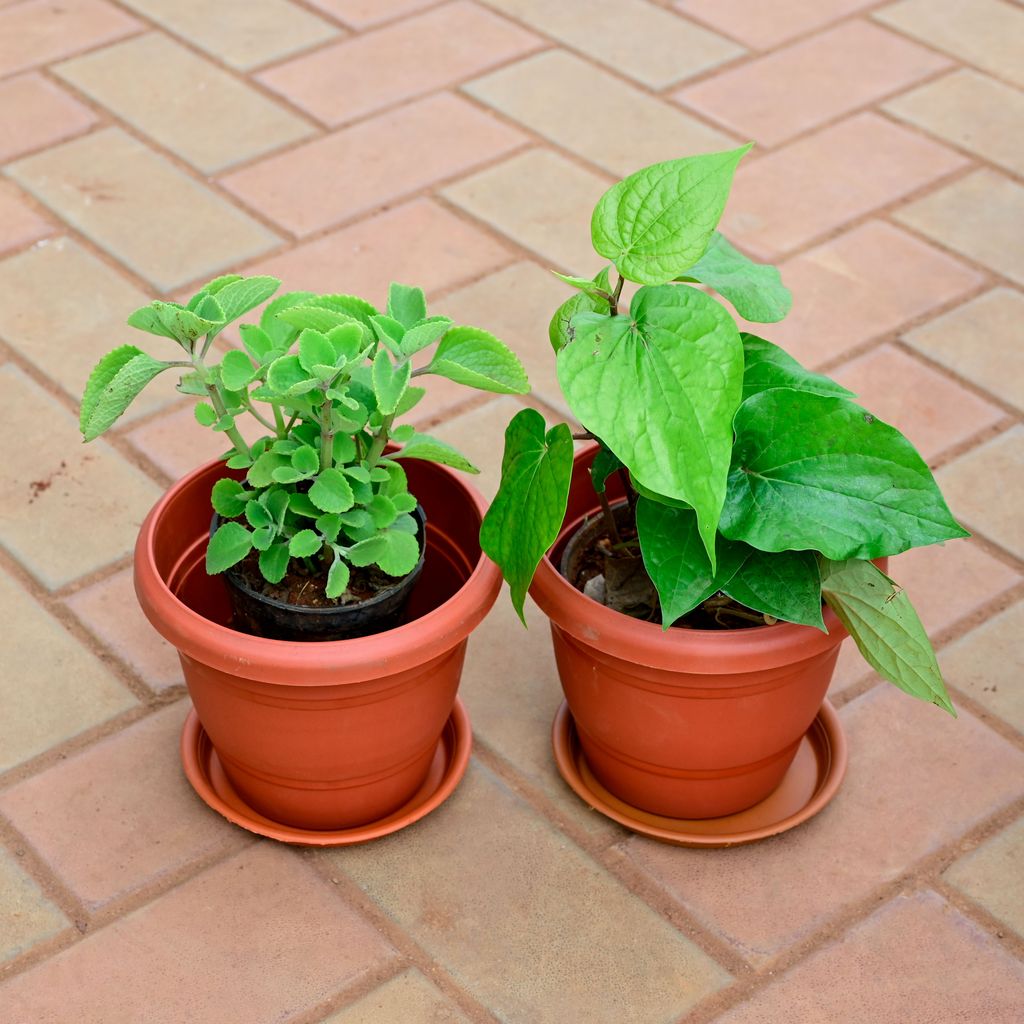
[
  {"xmin": 245, "ymin": 499, "xmax": 273, "ymax": 529},
  {"xmin": 400, "ymin": 316, "xmax": 451, "ymax": 356},
  {"xmin": 291, "ymin": 445, "xmax": 320, "ymax": 476},
  {"xmin": 393, "ymin": 434, "xmax": 479, "ymax": 474},
  {"xmin": 206, "ymin": 521, "xmax": 253, "ymax": 574},
  {"xmin": 210, "ymin": 478, "xmax": 248, "ymax": 518},
  {"xmin": 372, "ymin": 349, "xmax": 411, "ymax": 415},
  {"xmin": 220, "ymin": 350, "xmax": 257, "ymax": 391},
  {"xmin": 80, "ymin": 345, "xmax": 171, "ymax": 441},
  {"xmin": 267, "ymin": 354, "xmax": 319, "ymax": 396},
  {"xmin": 367, "ymin": 493, "xmax": 398, "ymax": 529},
  {"xmin": 325, "ymin": 557, "xmax": 351, "ymax": 599},
  {"xmin": 125, "ymin": 305, "xmax": 178, "ymax": 341},
  {"xmin": 309, "ymin": 468, "xmax": 355, "ymax": 513},
  {"xmin": 260, "ymin": 291, "xmax": 315, "ymax": 347},
  {"xmin": 298, "ymin": 329, "xmax": 337, "ymax": 375},
  {"xmin": 591, "ymin": 145, "xmax": 752, "ymax": 285},
  {"xmin": 258, "ymin": 542, "xmax": 290, "ymax": 584},
  {"xmin": 209, "ymin": 276, "xmax": 279, "ymax": 324},
  {"xmin": 247, "ymin": 452, "xmax": 289, "ymax": 488},
  {"xmin": 387, "ymin": 283, "xmax": 427, "ymax": 328},
  {"xmin": 723, "ymin": 549, "xmax": 825, "ymax": 630},
  {"xmin": 425, "ymin": 326, "xmax": 529, "ymax": 395},
  {"xmin": 549, "ymin": 267, "xmax": 613, "ymax": 353},
  {"xmin": 289, "ymin": 529, "xmax": 322, "ymax": 558},
  {"xmin": 480, "ymin": 408, "xmax": 574, "ymax": 622},
  {"xmin": 194, "ymin": 402, "xmax": 218, "ymax": 427},
  {"xmin": 370, "ymin": 315, "xmax": 406, "ymax": 356},
  {"xmin": 740, "ymin": 334, "xmax": 853, "ymax": 403}
]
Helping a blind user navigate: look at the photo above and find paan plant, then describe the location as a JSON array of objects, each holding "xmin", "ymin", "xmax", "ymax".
[
  {"xmin": 481, "ymin": 144, "xmax": 966, "ymax": 715},
  {"xmin": 81, "ymin": 275, "xmax": 527, "ymax": 606}
]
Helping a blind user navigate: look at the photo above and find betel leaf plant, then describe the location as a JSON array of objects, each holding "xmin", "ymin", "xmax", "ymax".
[
  {"xmin": 481, "ymin": 145, "xmax": 967, "ymax": 715},
  {"xmin": 81, "ymin": 275, "xmax": 527, "ymax": 605}
]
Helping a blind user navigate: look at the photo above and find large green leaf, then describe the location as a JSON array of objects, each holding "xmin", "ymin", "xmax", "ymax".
[
  {"xmin": 722, "ymin": 549, "xmax": 825, "ymax": 631},
  {"xmin": 206, "ymin": 521, "xmax": 253, "ymax": 574},
  {"xmin": 721, "ymin": 389, "xmax": 969, "ymax": 559},
  {"xmin": 820, "ymin": 558, "xmax": 955, "ymax": 715},
  {"xmin": 479, "ymin": 408, "xmax": 574, "ymax": 622},
  {"xmin": 679, "ymin": 233, "xmax": 791, "ymax": 323},
  {"xmin": 309, "ymin": 468, "xmax": 355, "ymax": 513},
  {"xmin": 635, "ymin": 499, "xmax": 746, "ymax": 627},
  {"xmin": 386, "ymin": 283, "xmax": 426, "ymax": 328},
  {"xmin": 393, "ymin": 434, "xmax": 479, "ymax": 474},
  {"xmin": 211, "ymin": 276, "xmax": 280, "ymax": 324},
  {"xmin": 549, "ymin": 267, "xmax": 613, "ymax": 352},
  {"xmin": 372, "ymin": 349, "xmax": 411, "ymax": 415},
  {"xmin": 557, "ymin": 284, "xmax": 743, "ymax": 567},
  {"xmin": 740, "ymin": 334, "xmax": 853, "ymax": 403},
  {"xmin": 400, "ymin": 316, "xmax": 451, "ymax": 356},
  {"xmin": 80, "ymin": 345, "xmax": 171, "ymax": 441},
  {"xmin": 425, "ymin": 326, "xmax": 529, "ymax": 395},
  {"xmin": 590, "ymin": 145, "xmax": 751, "ymax": 285},
  {"xmin": 260, "ymin": 291, "xmax": 315, "ymax": 347}
]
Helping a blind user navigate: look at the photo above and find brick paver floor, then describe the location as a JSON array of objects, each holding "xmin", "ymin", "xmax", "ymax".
[{"xmin": 1, "ymin": 0, "xmax": 1022, "ymax": 1020}]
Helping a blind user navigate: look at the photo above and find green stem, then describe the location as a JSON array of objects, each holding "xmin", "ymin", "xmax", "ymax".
[
  {"xmin": 609, "ymin": 273, "xmax": 625, "ymax": 316},
  {"xmin": 272, "ymin": 402, "xmax": 286, "ymax": 439},
  {"xmin": 202, "ymin": 379, "xmax": 248, "ymax": 455},
  {"xmin": 319, "ymin": 390, "xmax": 335, "ymax": 471},
  {"xmin": 366, "ymin": 414, "xmax": 395, "ymax": 465},
  {"xmin": 597, "ymin": 488, "xmax": 623, "ymax": 547},
  {"xmin": 242, "ymin": 396, "xmax": 276, "ymax": 432}
]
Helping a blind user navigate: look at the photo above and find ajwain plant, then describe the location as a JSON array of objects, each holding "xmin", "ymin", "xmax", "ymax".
[
  {"xmin": 480, "ymin": 145, "xmax": 967, "ymax": 714},
  {"xmin": 81, "ymin": 275, "xmax": 528, "ymax": 599}
]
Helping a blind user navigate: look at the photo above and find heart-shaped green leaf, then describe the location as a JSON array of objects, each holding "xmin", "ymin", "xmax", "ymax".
[
  {"xmin": 425, "ymin": 326, "xmax": 529, "ymax": 394},
  {"xmin": 740, "ymin": 334, "xmax": 853, "ymax": 403},
  {"xmin": 722, "ymin": 549, "xmax": 825, "ymax": 630},
  {"xmin": 549, "ymin": 267, "xmax": 613, "ymax": 352}
]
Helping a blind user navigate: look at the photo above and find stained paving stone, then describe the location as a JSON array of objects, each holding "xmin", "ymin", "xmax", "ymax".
[
  {"xmin": 677, "ymin": 20, "xmax": 948, "ymax": 147},
  {"xmin": 713, "ymin": 890, "xmax": 1024, "ymax": 1022},
  {"xmin": 8, "ymin": 128, "xmax": 280, "ymax": 292},
  {"xmin": 466, "ymin": 50, "xmax": 734, "ymax": 178},
  {"xmin": 65, "ymin": 568, "xmax": 182, "ymax": 694},
  {"xmin": 0, "ymin": 182, "xmax": 53, "ymax": 256},
  {"xmin": 0, "ymin": 844, "xmax": 396, "ymax": 1023},
  {"xmin": 478, "ymin": 0, "xmax": 744, "ymax": 89},
  {"xmin": 0, "ymin": 703, "xmax": 246, "ymax": 912},
  {"xmin": 0, "ymin": 238, "xmax": 180, "ymax": 417},
  {"xmin": 247, "ymin": 199, "xmax": 511, "ymax": 308},
  {"xmin": 675, "ymin": 0, "xmax": 876, "ymax": 49},
  {"xmin": 830, "ymin": 344, "xmax": 1003, "ymax": 461},
  {"xmin": 874, "ymin": 0, "xmax": 1024, "ymax": 88},
  {"xmin": 321, "ymin": 969, "xmax": 471, "ymax": 1024},
  {"xmin": 0, "ymin": 0, "xmax": 141, "ymax": 77},
  {"xmin": 884, "ymin": 69, "xmax": 1024, "ymax": 177},
  {"xmin": 903, "ymin": 288, "xmax": 1024, "ymax": 413},
  {"xmin": 945, "ymin": 815, "xmax": 1024, "ymax": 939},
  {"xmin": 761, "ymin": 220, "xmax": 982, "ymax": 368},
  {"xmin": 722, "ymin": 113, "xmax": 967, "ymax": 259},
  {"xmin": 0, "ymin": 846, "xmax": 69, "ymax": 965},
  {"xmin": 326, "ymin": 761, "xmax": 731, "ymax": 1024},
  {"xmin": 0, "ymin": 72, "xmax": 97, "ymax": 163},
  {"xmin": 437, "ymin": 261, "xmax": 573, "ymax": 417},
  {"xmin": 895, "ymin": 169, "xmax": 1024, "ymax": 286},
  {"xmin": 0, "ymin": 564, "xmax": 137, "ymax": 775},
  {"xmin": 0, "ymin": 364, "xmax": 162, "ymax": 589},
  {"xmin": 115, "ymin": 0, "xmax": 341, "ymax": 70},
  {"xmin": 309, "ymin": 0, "xmax": 438, "ymax": 27},
  {"xmin": 222, "ymin": 93, "xmax": 526, "ymax": 237},
  {"xmin": 443, "ymin": 148, "xmax": 612, "ymax": 274},
  {"xmin": 937, "ymin": 427, "xmax": 1024, "ymax": 559},
  {"xmin": 56, "ymin": 33, "xmax": 314, "ymax": 174},
  {"xmin": 260, "ymin": 2, "xmax": 542, "ymax": 127},
  {"xmin": 938, "ymin": 601, "xmax": 1024, "ymax": 734},
  {"xmin": 627, "ymin": 685, "xmax": 1024, "ymax": 964}
]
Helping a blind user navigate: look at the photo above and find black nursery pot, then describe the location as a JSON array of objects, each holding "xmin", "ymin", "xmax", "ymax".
[{"xmin": 213, "ymin": 506, "xmax": 427, "ymax": 642}]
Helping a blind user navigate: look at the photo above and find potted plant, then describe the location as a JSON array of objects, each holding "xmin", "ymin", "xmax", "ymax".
[
  {"xmin": 81, "ymin": 275, "xmax": 528, "ymax": 841},
  {"xmin": 480, "ymin": 145, "xmax": 967, "ymax": 836}
]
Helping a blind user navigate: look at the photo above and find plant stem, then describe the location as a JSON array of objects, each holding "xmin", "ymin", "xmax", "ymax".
[
  {"xmin": 572, "ymin": 430, "xmax": 595, "ymax": 441},
  {"xmin": 617, "ymin": 467, "xmax": 638, "ymax": 517},
  {"xmin": 597, "ymin": 488, "xmax": 623, "ymax": 547},
  {"xmin": 272, "ymin": 403, "xmax": 286, "ymax": 438},
  {"xmin": 366, "ymin": 414, "xmax": 395, "ymax": 465},
  {"xmin": 609, "ymin": 273, "xmax": 625, "ymax": 315},
  {"xmin": 242, "ymin": 397, "xmax": 276, "ymax": 432}
]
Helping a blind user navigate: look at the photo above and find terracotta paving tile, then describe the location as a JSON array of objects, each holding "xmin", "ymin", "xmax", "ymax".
[
  {"xmin": 65, "ymin": 568, "xmax": 182, "ymax": 693},
  {"xmin": 308, "ymin": 0, "xmax": 437, "ymax": 27},
  {"xmin": 884, "ymin": 69, "xmax": 1024, "ymax": 177},
  {"xmin": 903, "ymin": 288, "xmax": 1024, "ymax": 413},
  {"xmin": 260, "ymin": 2, "xmax": 543, "ymax": 127},
  {"xmin": 939, "ymin": 602, "xmax": 1024, "ymax": 734},
  {"xmin": 8, "ymin": 129, "xmax": 280, "ymax": 292},
  {"xmin": 0, "ymin": 846, "xmax": 68, "ymax": 965},
  {"xmin": 675, "ymin": 0, "xmax": 876, "ymax": 50},
  {"xmin": 115, "ymin": 0, "xmax": 341, "ymax": 70},
  {"xmin": 56, "ymin": 32, "xmax": 314, "ymax": 174},
  {"xmin": 247, "ymin": 199, "xmax": 511, "ymax": 309},
  {"xmin": 478, "ymin": 0, "xmax": 744, "ymax": 89},
  {"xmin": 326, "ymin": 762, "xmax": 731, "ymax": 1024},
  {"xmin": 722, "ymin": 114, "xmax": 967, "ymax": 260},
  {"xmin": 466, "ymin": 50, "xmax": 735, "ymax": 178},
  {"xmin": 874, "ymin": 0, "xmax": 1024, "ymax": 88},
  {"xmin": 0, "ymin": 845, "xmax": 395, "ymax": 1022},
  {"xmin": 0, "ymin": 0, "xmax": 141, "ymax": 77},
  {"xmin": 677, "ymin": 21, "xmax": 948, "ymax": 147},
  {"xmin": 437, "ymin": 261, "xmax": 571, "ymax": 417},
  {"xmin": 0, "ymin": 364, "xmax": 162, "ymax": 588},
  {"xmin": 0, "ymin": 72, "xmax": 97, "ymax": 163},
  {"xmin": 830, "ymin": 344, "xmax": 1003, "ymax": 461},
  {"xmin": 406, "ymin": 375, "xmax": 481, "ymax": 431},
  {"xmin": 0, "ymin": 564, "xmax": 136, "ymax": 774},
  {"xmin": 937, "ymin": 427, "xmax": 1024, "ymax": 559},
  {"xmin": 715, "ymin": 890, "xmax": 1024, "ymax": 1022},
  {"xmin": 221, "ymin": 93, "xmax": 526, "ymax": 237},
  {"xmin": 895, "ymin": 169, "xmax": 1024, "ymax": 286},
  {"xmin": 322, "ymin": 969, "xmax": 470, "ymax": 1024},
  {"xmin": 0, "ymin": 238, "xmax": 180, "ymax": 417},
  {"xmin": 0, "ymin": 181, "xmax": 52, "ymax": 256},
  {"xmin": 627, "ymin": 685, "xmax": 1024, "ymax": 964},
  {"xmin": 442, "ymin": 148, "xmax": 612, "ymax": 274},
  {"xmin": 758, "ymin": 220, "xmax": 982, "ymax": 368},
  {"xmin": 945, "ymin": 815, "xmax": 1024, "ymax": 939},
  {"xmin": 0, "ymin": 703, "xmax": 245, "ymax": 912}
]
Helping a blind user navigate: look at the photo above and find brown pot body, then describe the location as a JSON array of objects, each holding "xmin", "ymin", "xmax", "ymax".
[
  {"xmin": 134, "ymin": 457, "xmax": 499, "ymax": 830},
  {"xmin": 530, "ymin": 446, "xmax": 853, "ymax": 819}
]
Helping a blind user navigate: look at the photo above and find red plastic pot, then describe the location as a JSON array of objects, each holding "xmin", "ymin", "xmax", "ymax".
[
  {"xmin": 134, "ymin": 457, "xmax": 500, "ymax": 830},
  {"xmin": 530, "ymin": 446, "xmax": 852, "ymax": 819}
]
